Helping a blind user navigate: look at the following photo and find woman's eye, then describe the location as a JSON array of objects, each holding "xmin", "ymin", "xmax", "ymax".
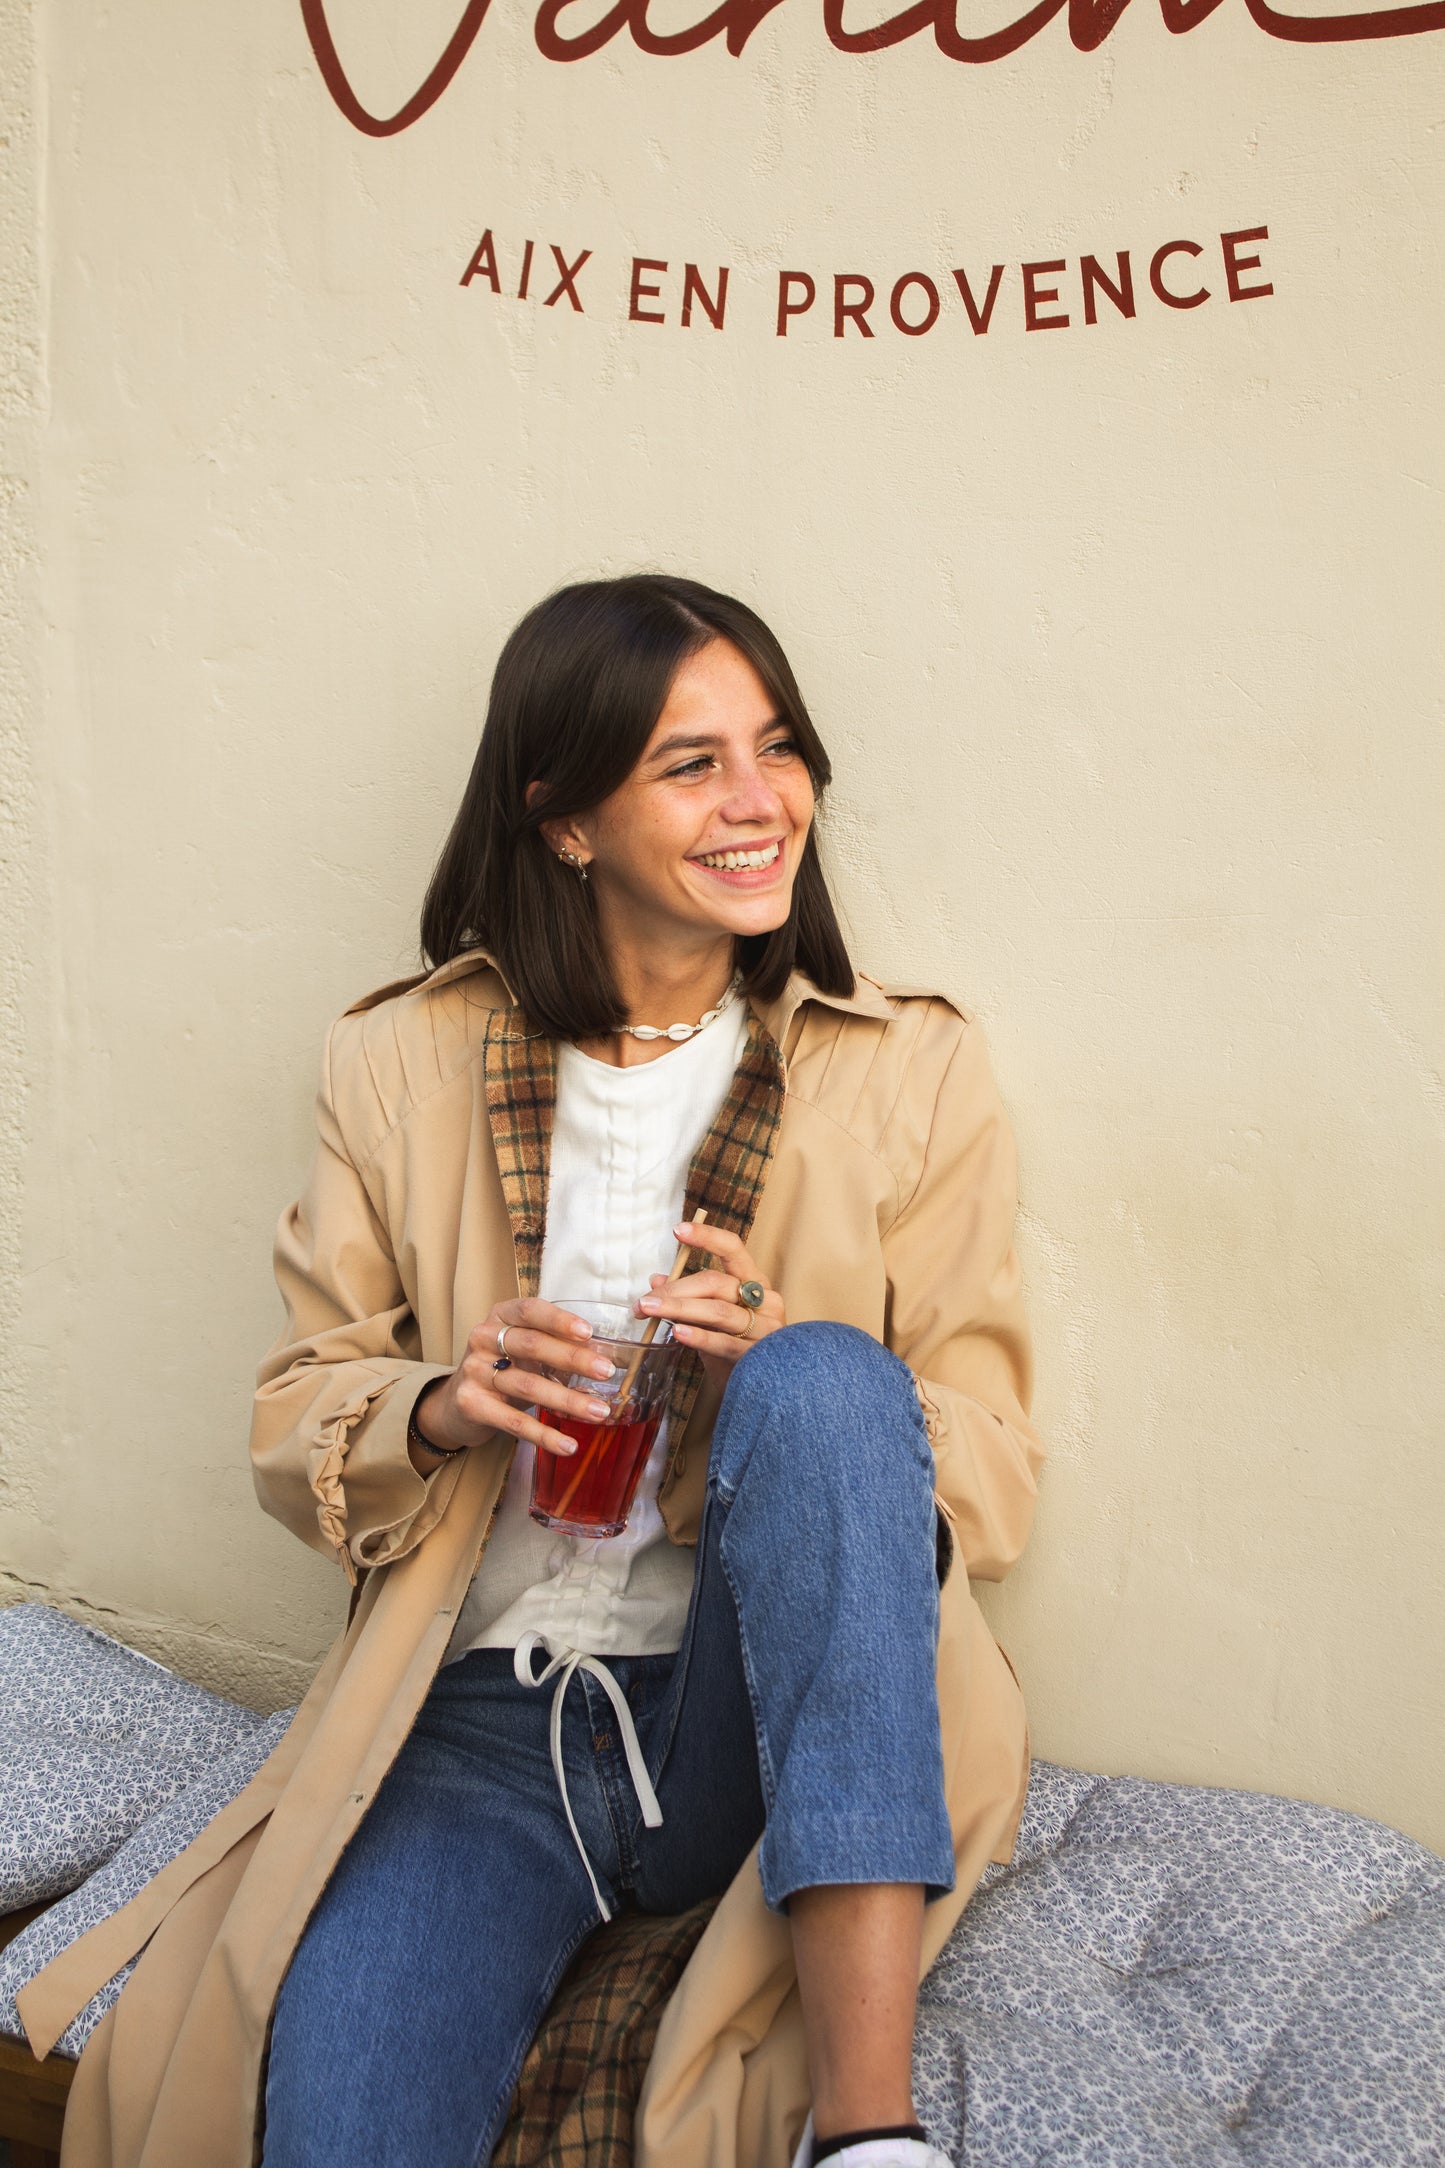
[{"xmin": 666, "ymin": 738, "xmax": 797, "ymax": 779}]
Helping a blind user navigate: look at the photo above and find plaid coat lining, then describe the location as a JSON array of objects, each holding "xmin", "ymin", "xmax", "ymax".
[
  {"xmin": 493, "ymin": 1902, "xmax": 719, "ymax": 2167},
  {"xmin": 479, "ymin": 1004, "xmax": 786, "ymax": 2161}
]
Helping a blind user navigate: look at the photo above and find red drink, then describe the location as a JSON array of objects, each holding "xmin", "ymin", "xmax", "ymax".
[
  {"xmin": 531, "ymin": 1407, "xmax": 665, "ymax": 1538},
  {"xmin": 527, "ymin": 1301, "xmax": 684, "ymax": 1539}
]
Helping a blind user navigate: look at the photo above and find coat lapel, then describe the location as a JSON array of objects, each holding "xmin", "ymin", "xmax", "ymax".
[
  {"xmin": 481, "ymin": 1008, "xmax": 558, "ymax": 1300},
  {"xmin": 666, "ymin": 1012, "xmax": 787, "ymax": 1443}
]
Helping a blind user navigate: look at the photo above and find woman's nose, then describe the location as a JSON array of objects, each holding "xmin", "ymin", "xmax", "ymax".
[{"xmin": 718, "ymin": 758, "xmax": 786, "ymax": 822}]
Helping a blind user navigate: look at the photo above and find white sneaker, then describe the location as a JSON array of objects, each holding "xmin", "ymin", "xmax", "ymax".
[{"xmin": 790, "ymin": 2115, "xmax": 952, "ymax": 2168}]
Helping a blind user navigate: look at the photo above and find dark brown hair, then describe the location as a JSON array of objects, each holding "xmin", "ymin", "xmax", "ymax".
[{"xmin": 420, "ymin": 574, "xmax": 855, "ymax": 1039}]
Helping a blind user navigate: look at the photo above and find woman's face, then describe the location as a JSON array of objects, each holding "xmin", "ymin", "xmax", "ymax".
[{"xmin": 551, "ymin": 638, "xmax": 816, "ymax": 952}]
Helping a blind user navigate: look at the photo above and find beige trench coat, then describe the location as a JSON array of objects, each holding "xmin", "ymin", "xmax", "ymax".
[{"xmin": 20, "ymin": 949, "xmax": 1045, "ymax": 2168}]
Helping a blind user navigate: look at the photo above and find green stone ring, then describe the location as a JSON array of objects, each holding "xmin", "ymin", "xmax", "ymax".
[{"xmin": 738, "ymin": 1279, "xmax": 766, "ymax": 1311}]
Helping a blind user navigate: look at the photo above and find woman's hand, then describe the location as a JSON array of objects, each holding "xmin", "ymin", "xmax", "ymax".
[
  {"xmin": 636, "ymin": 1221, "xmax": 786, "ymax": 1393},
  {"xmin": 410, "ymin": 1299, "xmax": 617, "ymax": 1471}
]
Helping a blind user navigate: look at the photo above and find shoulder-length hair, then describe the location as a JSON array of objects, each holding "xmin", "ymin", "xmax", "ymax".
[{"xmin": 420, "ymin": 573, "xmax": 855, "ymax": 1040}]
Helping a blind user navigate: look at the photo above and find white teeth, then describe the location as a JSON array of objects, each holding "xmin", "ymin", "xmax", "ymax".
[{"xmin": 696, "ymin": 841, "xmax": 781, "ymax": 871}]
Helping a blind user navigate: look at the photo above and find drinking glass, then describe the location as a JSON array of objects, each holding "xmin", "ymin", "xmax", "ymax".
[{"xmin": 528, "ymin": 1300, "xmax": 685, "ymax": 1539}]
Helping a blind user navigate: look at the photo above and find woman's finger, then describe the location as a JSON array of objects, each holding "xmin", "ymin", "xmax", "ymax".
[
  {"xmin": 487, "ymin": 1325, "xmax": 615, "ymax": 1382},
  {"xmin": 490, "ymin": 1363, "xmax": 611, "ymax": 1422},
  {"xmin": 524, "ymin": 1371, "xmax": 615, "ymax": 1425},
  {"xmin": 481, "ymin": 1391, "xmax": 585, "ymax": 1456},
  {"xmin": 674, "ymin": 1312, "xmax": 783, "ymax": 1362},
  {"xmin": 673, "ymin": 1221, "xmax": 760, "ymax": 1283},
  {"xmin": 456, "ymin": 1376, "xmax": 606, "ymax": 1453},
  {"xmin": 472, "ymin": 1298, "xmax": 597, "ymax": 1358},
  {"xmin": 642, "ymin": 1291, "xmax": 755, "ymax": 1334},
  {"xmin": 531, "ymin": 1416, "xmax": 583, "ymax": 1457},
  {"xmin": 513, "ymin": 1298, "xmax": 598, "ymax": 1343},
  {"xmin": 639, "ymin": 1270, "xmax": 747, "ymax": 1311}
]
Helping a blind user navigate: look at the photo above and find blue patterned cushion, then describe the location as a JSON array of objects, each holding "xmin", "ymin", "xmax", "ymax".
[
  {"xmin": 0, "ymin": 1707, "xmax": 292, "ymax": 2059},
  {"xmin": 912, "ymin": 1761, "xmax": 1445, "ymax": 2164},
  {"xmin": 3, "ymin": 1608, "xmax": 1442, "ymax": 2168},
  {"xmin": 0, "ymin": 1605, "xmax": 269, "ymax": 1910}
]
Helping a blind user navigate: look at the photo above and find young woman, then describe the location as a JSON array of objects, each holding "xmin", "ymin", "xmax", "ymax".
[{"xmin": 27, "ymin": 575, "xmax": 1043, "ymax": 2168}]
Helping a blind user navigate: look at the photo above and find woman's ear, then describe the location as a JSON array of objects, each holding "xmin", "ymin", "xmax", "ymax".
[{"xmin": 526, "ymin": 782, "xmax": 592, "ymax": 868}]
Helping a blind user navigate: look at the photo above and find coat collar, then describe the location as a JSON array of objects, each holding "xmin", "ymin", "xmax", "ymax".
[
  {"xmin": 400, "ymin": 945, "xmax": 898, "ymax": 1041},
  {"xmin": 748, "ymin": 964, "xmax": 895, "ymax": 1054}
]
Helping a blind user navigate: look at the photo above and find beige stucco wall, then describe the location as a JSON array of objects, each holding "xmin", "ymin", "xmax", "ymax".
[{"xmin": 2, "ymin": 4, "xmax": 1442, "ymax": 1844}]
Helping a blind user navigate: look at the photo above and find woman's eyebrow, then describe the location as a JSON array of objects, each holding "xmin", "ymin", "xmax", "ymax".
[{"xmin": 648, "ymin": 718, "xmax": 785, "ymax": 761}]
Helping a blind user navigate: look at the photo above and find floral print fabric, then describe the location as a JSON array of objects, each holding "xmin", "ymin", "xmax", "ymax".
[
  {"xmin": 2, "ymin": 1608, "xmax": 1443, "ymax": 2168},
  {"xmin": 0, "ymin": 1605, "xmax": 269, "ymax": 1911},
  {"xmin": 912, "ymin": 1761, "xmax": 1445, "ymax": 2163}
]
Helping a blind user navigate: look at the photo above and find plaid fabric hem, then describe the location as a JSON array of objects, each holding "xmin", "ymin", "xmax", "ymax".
[
  {"xmin": 481, "ymin": 1009, "xmax": 559, "ymax": 1300},
  {"xmin": 492, "ymin": 1899, "xmax": 720, "ymax": 2167}
]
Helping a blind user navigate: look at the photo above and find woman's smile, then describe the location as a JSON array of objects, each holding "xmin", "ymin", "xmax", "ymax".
[{"xmin": 687, "ymin": 834, "xmax": 787, "ymax": 886}]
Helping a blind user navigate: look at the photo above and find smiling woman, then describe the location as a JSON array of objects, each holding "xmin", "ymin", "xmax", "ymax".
[
  {"xmin": 31, "ymin": 575, "xmax": 1043, "ymax": 2168},
  {"xmin": 420, "ymin": 574, "xmax": 852, "ymax": 1050}
]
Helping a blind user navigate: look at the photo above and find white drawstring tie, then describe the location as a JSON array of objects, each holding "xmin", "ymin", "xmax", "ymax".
[{"xmin": 513, "ymin": 1632, "xmax": 664, "ymax": 1921}]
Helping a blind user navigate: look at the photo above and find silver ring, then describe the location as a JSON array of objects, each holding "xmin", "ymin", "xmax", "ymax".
[{"xmin": 495, "ymin": 1324, "xmax": 513, "ymax": 1359}]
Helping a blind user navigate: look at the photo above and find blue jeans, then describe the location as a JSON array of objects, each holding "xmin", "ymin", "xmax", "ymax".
[{"xmin": 262, "ymin": 1321, "xmax": 954, "ymax": 2168}]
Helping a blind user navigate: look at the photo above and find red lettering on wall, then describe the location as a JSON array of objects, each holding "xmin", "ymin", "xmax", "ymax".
[
  {"xmin": 1150, "ymin": 239, "xmax": 1209, "ymax": 307},
  {"xmin": 545, "ymin": 245, "xmax": 591, "ymax": 308},
  {"xmin": 535, "ymin": 0, "xmax": 790, "ymax": 58},
  {"xmin": 302, "ymin": 0, "xmax": 1445, "ymax": 134},
  {"xmin": 1081, "ymin": 250, "xmax": 1135, "ymax": 323},
  {"xmin": 1239, "ymin": 0, "xmax": 1444, "ymax": 40},
  {"xmin": 460, "ymin": 230, "xmax": 501, "ymax": 289},
  {"xmin": 628, "ymin": 257, "xmax": 667, "ymax": 321},
  {"xmin": 777, "ymin": 271, "xmax": 816, "ymax": 336},
  {"xmin": 1221, "ymin": 225, "xmax": 1273, "ymax": 299},
  {"xmin": 890, "ymin": 273, "xmax": 941, "ymax": 334},
  {"xmin": 834, "ymin": 275, "xmax": 876, "ymax": 337},
  {"xmin": 952, "ymin": 263, "xmax": 1005, "ymax": 334},
  {"xmin": 1022, "ymin": 259, "xmax": 1070, "ymax": 330},
  {"xmin": 459, "ymin": 225, "xmax": 1275, "ymax": 335},
  {"xmin": 535, "ymin": 0, "xmax": 629, "ymax": 60},
  {"xmin": 682, "ymin": 263, "xmax": 729, "ymax": 327},
  {"xmin": 300, "ymin": 0, "xmax": 493, "ymax": 135}
]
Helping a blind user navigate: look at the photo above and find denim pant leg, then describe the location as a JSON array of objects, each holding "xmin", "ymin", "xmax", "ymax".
[
  {"xmin": 637, "ymin": 1320, "xmax": 955, "ymax": 1915},
  {"xmin": 262, "ymin": 1651, "xmax": 612, "ymax": 2168}
]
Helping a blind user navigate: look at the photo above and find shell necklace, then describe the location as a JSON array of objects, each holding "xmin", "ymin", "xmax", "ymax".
[{"xmin": 622, "ymin": 971, "xmax": 743, "ymax": 1044}]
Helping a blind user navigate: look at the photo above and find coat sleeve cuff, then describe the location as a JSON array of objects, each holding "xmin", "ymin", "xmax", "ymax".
[{"xmin": 307, "ymin": 1362, "xmax": 458, "ymax": 1581}]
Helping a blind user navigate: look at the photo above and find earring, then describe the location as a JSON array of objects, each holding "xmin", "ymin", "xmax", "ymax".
[{"xmin": 557, "ymin": 848, "xmax": 589, "ymax": 882}]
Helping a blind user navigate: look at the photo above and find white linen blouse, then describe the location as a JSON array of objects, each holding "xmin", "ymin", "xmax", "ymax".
[{"xmin": 444, "ymin": 993, "xmax": 750, "ymax": 1666}]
